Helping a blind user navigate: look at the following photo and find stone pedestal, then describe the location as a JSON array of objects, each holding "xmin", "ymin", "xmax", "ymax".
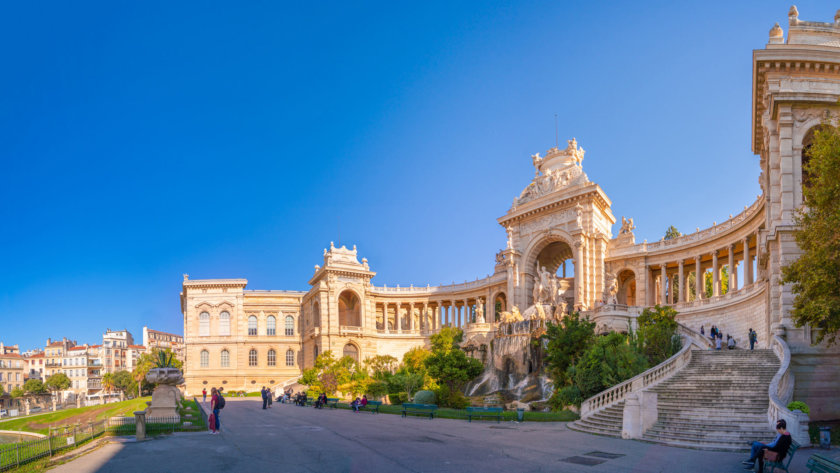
[
  {"xmin": 621, "ymin": 391, "xmax": 658, "ymax": 439},
  {"xmin": 145, "ymin": 385, "xmax": 181, "ymax": 420},
  {"xmin": 134, "ymin": 411, "xmax": 146, "ymax": 441}
]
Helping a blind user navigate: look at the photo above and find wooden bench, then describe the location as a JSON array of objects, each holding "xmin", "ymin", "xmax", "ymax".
[
  {"xmin": 806, "ymin": 454, "xmax": 840, "ymax": 473},
  {"xmin": 466, "ymin": 406, "xmax": 503, "ymax": 423},
  {"xmin": 401, "ymin": 403, "xmax": 437, "ymax": 419},
  {"xmin": 761, "ymin": 440, "xmax": 799, "ymax": 473},
  {"xmin": 359, "ymin": 401, "xmax": 382, "ymax": 414},
  {"xmin": 327, "ymin": 398, "xmax": 340, "ymax": 409}
]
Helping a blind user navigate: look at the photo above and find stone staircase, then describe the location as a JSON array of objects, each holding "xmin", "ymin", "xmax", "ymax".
[{"xmin": 569, "ymin": 349, "xmax": 779, "ymax": 451}]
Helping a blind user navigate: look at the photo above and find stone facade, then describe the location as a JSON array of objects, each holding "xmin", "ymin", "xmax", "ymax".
[{"xmin": 180, "ymin": 9, "xmax": 840, "ymax": 419}]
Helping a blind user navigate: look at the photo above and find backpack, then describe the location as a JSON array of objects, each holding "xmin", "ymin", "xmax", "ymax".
[{"xmin": 217, "ymin": 394, "xmax": 226, "ymax": 409}]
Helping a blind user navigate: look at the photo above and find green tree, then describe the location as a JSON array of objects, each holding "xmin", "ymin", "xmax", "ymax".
[
  {"xmin": 423, "ymin": 327, "xmax": 483, "ymax": 407},
  {"xmin": 703, "ymin": 265, "xmax": 729, "ymax": 297},
  {"xmin": 572, "ymin": 332, "xmax": 648, "ymax": 399},
  {"xmin": 364, "ymin": 354, "xmax": 398, "ymax": 379},
  {"xmin": 113, "ymin": 370, "xmax": 134, "ymax": 398},
  {"xmin": 11, "ymin": 387, "xmax": 25, "ymax": 398},
  {"xmin": 633, "ymin": 305, "xmax": 682, "ymax": 366},
  {"xmin": 300, "ymin": 351, "xmax": 365, "ymax": 396},
  {"xmin": 24, "ymin": 379, "xmax": 47, "ymax": 395},
  {"xmin": 541, "ymin": 311, "xmax": 596, "ymax": 386},
  {"xmin": 44, "ymin": 373, "xmax": 71, "ymax": 396},
  {"xmin": 664, "ymin": 225, "xmax": 682, "ymax": 240},
  {"xmin": 0, "ymin": 385, "xmax": 4, "ymax": 397},
  {"xmin": 782, "ymin": 123, "xmax": 840, "ymax": 345},
  {"xmin": 102, "ymin": 373, "xmax": 115, "ymax": 403},
  {"xmin": 132, "ymin": 348, "xmax": 180, "ymax": 398}
]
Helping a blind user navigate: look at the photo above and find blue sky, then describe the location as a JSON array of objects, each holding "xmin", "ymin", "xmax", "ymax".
[{"xmin": 1, "ymin": 1, "xmax": 832, "ymax": 350}]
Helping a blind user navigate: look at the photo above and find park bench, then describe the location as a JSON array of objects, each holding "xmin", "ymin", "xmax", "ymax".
[
  {"xmin": 760, "ymin": 440, "xmax": 799, "ymax": 473},
  {"xmin": 327, "ymin": 398, "xmax": 340, "ymax": 409},
  {"xmin": 401, "ymin": 403, "xmax": 437, "ymax": 419},
  {"xmin": 806, "ymin": 454, "xmax": 840, "ymax": 473},
  {"xmin": 466, "ymin": 406, "xmax": 503, "ymax": 423},
  {"xmin": 359, "ymin": 401, "xmax": 382, "ymax": 414}
]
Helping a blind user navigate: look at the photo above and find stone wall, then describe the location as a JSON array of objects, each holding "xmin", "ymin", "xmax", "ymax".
[{"xmin": 672, "ymin": 282, "xmax": 768, "ymax": 349}]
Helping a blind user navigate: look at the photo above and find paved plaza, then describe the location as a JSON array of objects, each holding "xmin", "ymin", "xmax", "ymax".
[{"xmin": 50, "ymin": 398, "xmax": 819, "ymax": 472}]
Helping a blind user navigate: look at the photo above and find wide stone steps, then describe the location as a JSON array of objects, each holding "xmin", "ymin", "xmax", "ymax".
[{"xmin": 569, "ymin": 349, "xmax": 780, "ymax": 450}]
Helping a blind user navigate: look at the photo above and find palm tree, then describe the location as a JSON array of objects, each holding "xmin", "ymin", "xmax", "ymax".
[{"xmin": 102, "ymin": 373, "xmax": 115, "ymax": 404}]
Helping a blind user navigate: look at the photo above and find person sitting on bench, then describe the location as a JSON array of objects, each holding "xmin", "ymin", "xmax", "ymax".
[{"xmin": 742, "ymin": 419, "xmax": 792, "ymax": 471}]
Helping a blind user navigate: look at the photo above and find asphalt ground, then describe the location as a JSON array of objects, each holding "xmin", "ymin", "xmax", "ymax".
[{"xmin": 49, "ymin": 397, "xmax": 825, "ymax": 473}]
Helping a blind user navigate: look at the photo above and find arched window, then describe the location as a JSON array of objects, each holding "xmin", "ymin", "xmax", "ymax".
[
  {"xmin": 343, "ymin": 343, "xmax": 358, "ymax": 363},
  {"xmin": 313, "ymin": 302, "xmax": 320, "ymax": 327},
  {"xmin": 286, "ymin": 349, "xmax": 295, "ymax": 366},
  {"xmin": 248, "ymin": 349, "xmax": 257, "ymax": 366},
  {"xmin": 220, "ymin": 349, "xmax": 230, "ymax": 368},
  {"xmin": 285, "ymin": 316, "xmax": 294, "ymax": 336},
  {"xmin": 267, "ymin": 349, "xmax": 276, "ymax": 366},
  {"xmin": 248, "ymin": 316, "xmax": 257, "ymax": 336},
  {"xmin": 219, "ymin": 311, "xmax": 230, "ymax": 336},
  {"xmin": 338, "ymin": 291, "xmax": 361, "ymax": 326},
  {"xmin": 199, "ymin": 312, "xmax": 210, "ymax": 336},
  {"xmin": 267, "ymin": 316, "xmax": 276, "ymax": 336},
  {"xmin": 200, "ymin": 350, "xmax": 209, "ymax": 368}
]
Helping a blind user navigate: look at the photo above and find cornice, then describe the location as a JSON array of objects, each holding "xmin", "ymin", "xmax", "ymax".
[
  {"xmin": 183, "ymin": 279, "xmax": 248, "ymax": 289},
  {"xmin": 752, "ymin": 50, "xmax": 840, "ymax": 153},
  {"xmin": 497, "ymin": 184, "xmax": 611, "ymax": 227}
]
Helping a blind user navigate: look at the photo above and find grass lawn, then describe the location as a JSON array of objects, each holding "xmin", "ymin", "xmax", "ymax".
[
  {"xmin": 0, "ymin": 397, "xmax": 151, "ymax": 435},
  {"xmin": 314, "ymin": 402, "xmax": 578, "ymax": 422}
]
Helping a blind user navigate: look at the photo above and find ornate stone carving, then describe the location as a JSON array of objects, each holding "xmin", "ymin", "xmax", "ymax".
[
  {"xmin": 512, "ymin": 138, "xmax": 590, "ymax": 208},
  {"xmin": 619, "ymin": 216, "xmax": 636, "ymax": 234},
  {"xmin": 475, "ymin": 297, "xmax": 485, "ymax": 323},
  {"xmin": 603, "ymin": 273, "xmax": 618, "ymax": 304},
  {"xmin": 519, "ymin": 210, "xmax": 574, "ymax": 235}
]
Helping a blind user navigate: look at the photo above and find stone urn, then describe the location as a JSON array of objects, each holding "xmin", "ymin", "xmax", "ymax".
[{"xmin": 145, "ymin": 367, "xmax": 185, "ymax": 420}]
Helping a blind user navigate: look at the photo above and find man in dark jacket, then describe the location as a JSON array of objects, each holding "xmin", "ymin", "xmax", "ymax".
[
  {"xmin": 261, "ymin": 387, "xmax": 268, "ymax": 409},
  {"xmin": 742, "ymin": 419, "xmax": 792, "ymax": 470}
]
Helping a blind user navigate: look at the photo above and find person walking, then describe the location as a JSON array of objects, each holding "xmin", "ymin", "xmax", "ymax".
[
  {"xmin": 749, "ymin": 328, "xmax": 757, "ymax": 350},
  {"xmin": 210, "ymin": 387, "xmax": 222, "ymax": 434},
  {"xmin": 700, "ymin": 325, "xmax": 705, "ymax": 336},
  {"xmin": 268, "ymin": 389, "xmax": 273, "ymax": 408},
  {"xmin": 261, "ymin": 387, "xmax": 268, "ymax": 410},
  {"xmin": 202, "ymin": 388, "xmax": 207, "ymax": 403}
]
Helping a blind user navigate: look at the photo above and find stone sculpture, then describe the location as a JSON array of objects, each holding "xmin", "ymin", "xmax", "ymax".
[{"xmin": 475, "ymin": 297, "xmax": 485, "ymax": 323}]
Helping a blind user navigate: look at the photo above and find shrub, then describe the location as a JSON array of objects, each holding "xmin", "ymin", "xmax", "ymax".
[
  {"xmin": 413, "ymin": 390, "xmax": 436, "ymax": 404},
  {"xmin": 787, "ymin": 401, "xmax": 810, "ymax": 414},
  {"xmin": 388, "ymin": 392, "xmax": 408, "ymax": 405},
  {"xmin": 434, "ymin": 385, "xmax": 470, "ymax": 408},
  {"xmin": 550, "ymin": 385, "xmax": 583, "ymax": 410}
]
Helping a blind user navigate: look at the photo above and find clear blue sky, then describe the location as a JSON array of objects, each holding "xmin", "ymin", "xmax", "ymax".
[{"xmin": 1, "ymin": 1, "xmax": 832, "ymax": 350}]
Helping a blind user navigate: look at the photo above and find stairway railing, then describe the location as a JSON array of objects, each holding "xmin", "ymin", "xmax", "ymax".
[
  {"xmin": 768, "ymin": 334, "xmax": 810, "ymax": 446},
  {"xmin": 579, "ymin": 324, "xmax": 705, "ymax": 418}
]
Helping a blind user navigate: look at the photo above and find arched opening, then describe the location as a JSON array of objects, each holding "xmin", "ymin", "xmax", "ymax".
[
  {"xmin": 338, "ymin": 291, "xmax": 361, "ymax": 327},
  {"xmin": 801, "ymin": 125, "xmax": 826, "ymax": 196},
  {"xmin": 617, "ymin": 269, "xmax": 636, "ymax": 306},
  {"xmin": 285, "ymin": 315, "xmax": 294, "ymax": 336},
  {"xmin": 529, "ymin": 240, "xmax": 575, "ymax": 307},
  {"xmin": 343, "ymin": 343, "xmax": 359, "ymax": 363},
  {"xmin": 493, "ymin": 293, "xmax": 506, "ymax": 323},
  {"xmin": 313, "ymin": 302, "xmax": 321, "ymax": 327},
  {"xmin": 266, "ymin": 316, "xmax": 276, "ymax": 336}
]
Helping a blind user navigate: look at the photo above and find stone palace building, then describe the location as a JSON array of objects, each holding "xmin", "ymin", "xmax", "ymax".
[{"xmin": 181, "ymin": 8, "xmax": 839, "ymax": 424}]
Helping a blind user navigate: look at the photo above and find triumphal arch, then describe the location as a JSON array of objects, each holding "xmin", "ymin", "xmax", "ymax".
[{"xmin": 181, "ymin": 7, "xmax": 839, "ymax": 425}]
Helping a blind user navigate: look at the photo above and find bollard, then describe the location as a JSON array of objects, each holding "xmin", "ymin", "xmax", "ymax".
[{"xmin": 134, "ymin": 411, "xmax": 147, "ymax": 441}]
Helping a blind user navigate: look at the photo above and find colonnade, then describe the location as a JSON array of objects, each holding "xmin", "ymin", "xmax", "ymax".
[
  {"xmin": 646, "ymin": 233, "xmax": 759, "ymax": 306},
  {"xmin": 376, "ymin": 298, "xmax": 491, "ymax": 334}
]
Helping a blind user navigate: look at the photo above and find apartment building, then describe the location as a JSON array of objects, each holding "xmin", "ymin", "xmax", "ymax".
[
  {"xmin": 44, "ymin": 338, "xmax": 76, "ymax": 378},
  {"xmin": 142, "ymin": 327, "xmax": 183, "ymax": 360},
  {"xmin": 102, "ymin": 329, "xmax": 133, "ymax": 373},
  {"xmin": 0, "ymin": 343, "xmax": 24, "ymax": 393},
  {"xmin": 23, "ymin": 350, "xmax": 44, "ymax": 380}
]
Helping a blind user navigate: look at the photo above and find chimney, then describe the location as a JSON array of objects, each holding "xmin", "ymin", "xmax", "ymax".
[{"xmin": 46, "ymin": 338, "xmax": 51, "ymax": 346}]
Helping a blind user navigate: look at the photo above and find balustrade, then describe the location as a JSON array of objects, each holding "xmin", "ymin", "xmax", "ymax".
[{"xmin": 768, "ymin": 334, "xmax": 810, "ymax": 446}]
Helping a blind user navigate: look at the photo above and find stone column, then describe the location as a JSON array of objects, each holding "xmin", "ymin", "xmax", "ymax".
[
  {"xmin": 574, "ymin": 240, "xmax": 584, "ymax": 308},
  {"xmin": 712, "ymin": 250, "xmax": 720, "ymax": 297},
  {"xmin": 659, "ymin": 264, "xmax": 667, "ymax": 305},
  {"xmin": 384, "ymin": 303, "xmax": 390, "ymax": 333},
  {"xmin": 678, "ymin": 259, "xmax": 685, "ymax": 303},
  {"xmin": 728, "ymin": 244, "xmax": 736, "ymax": 293},
  {"xmin": 421, "ymin": 303, "xmax": 427, "ymax": 332},
  {"xmin": 695, "ymin": 256, "xmax": 703, "ymax": 300},
  {"xmin": 134, "ymin": 410, "xmax": 146, "ymax": 441},
  {"xmin": 397, "ymin": 303, "xmax": 402, "ymax": 333},
  {"xmin": 409, "ymin": 303, "xmax": 415, "ymax": 332},
  {"xmin": 744, "ymin": 236, "xmax": 753, "ymax": 285}
]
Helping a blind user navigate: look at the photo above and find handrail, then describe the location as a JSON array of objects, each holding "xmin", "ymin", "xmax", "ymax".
[
  {"xmin": 271, "ymin": 375, "xmax": 302, "ymax": 398},
  {"xmin": 579, "ymin": 325, "xmax": 704, "ymax": 418},
  {"xmin": 768, "ymin": 335, "xmax": 810, "ymax": 446}
]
